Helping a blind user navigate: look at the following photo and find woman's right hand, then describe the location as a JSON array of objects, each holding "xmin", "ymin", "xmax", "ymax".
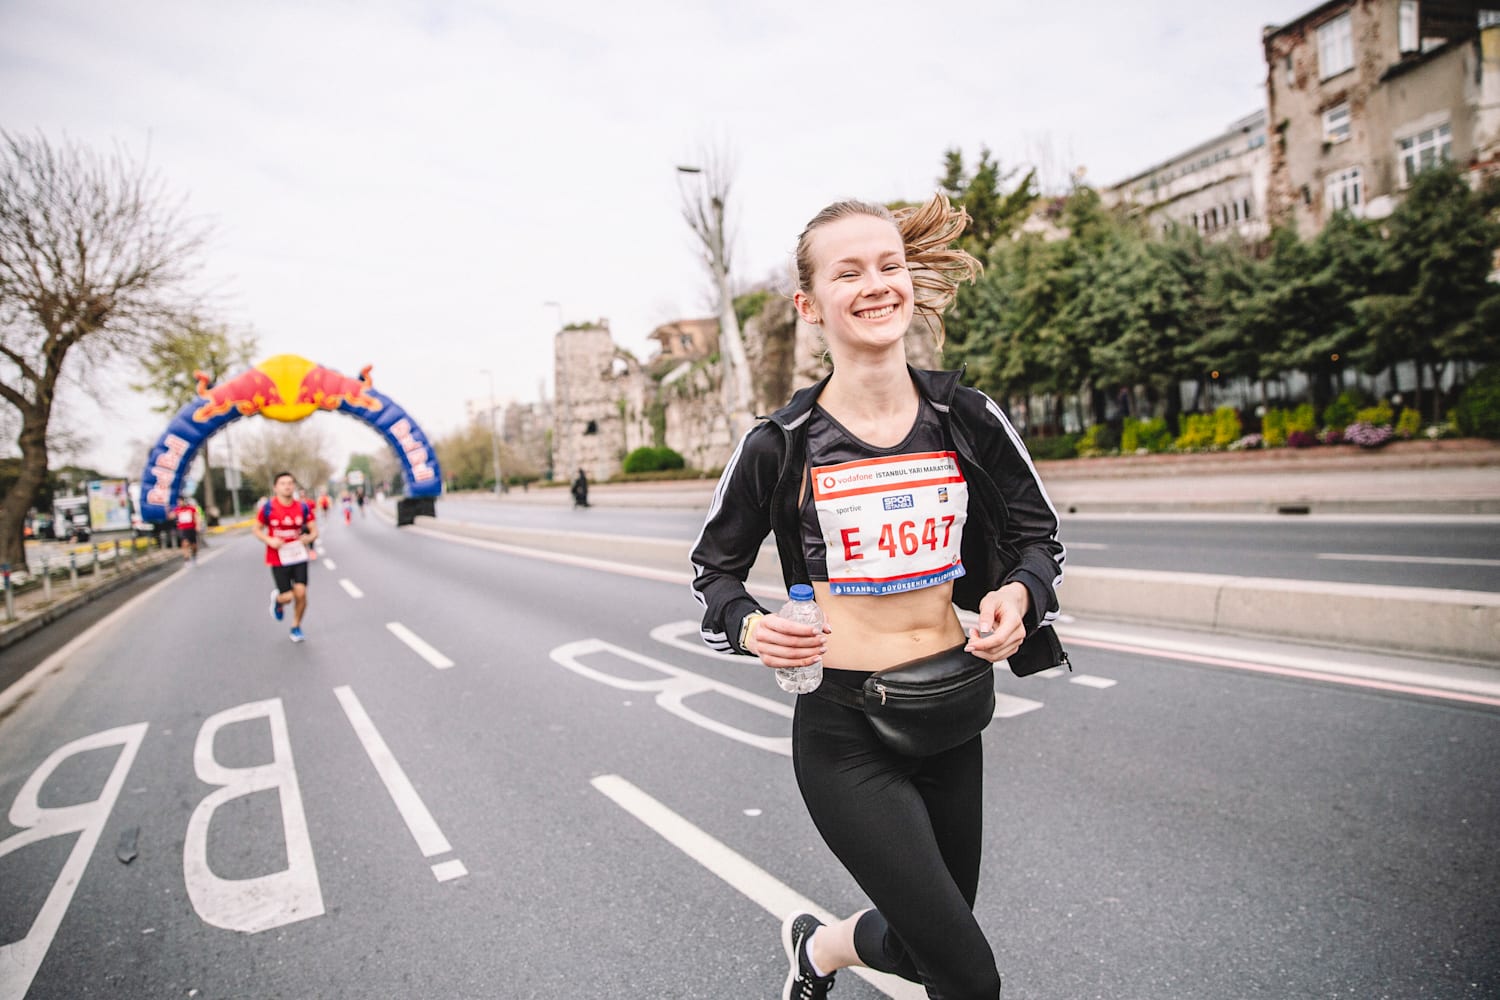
[{"xmin": 748, "ymin": 613, "xmax": 829, "ymax": 669}]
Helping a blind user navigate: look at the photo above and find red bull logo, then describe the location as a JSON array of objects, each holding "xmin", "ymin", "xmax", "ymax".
[
  {"xmin": 192, "ymin": 369, "xmax": 283, "ymax": 422},
  {"xmin": 296, "ymin": 363, "xmax": 382, "ymax": 412}
]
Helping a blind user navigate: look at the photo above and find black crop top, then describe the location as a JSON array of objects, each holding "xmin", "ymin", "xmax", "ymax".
[{"xmin": 799, "ymin": 400, "xmax": 969, "ymax": 595}]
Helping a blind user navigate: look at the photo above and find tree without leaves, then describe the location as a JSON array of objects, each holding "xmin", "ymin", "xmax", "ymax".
[
  {"xmin": 0, "ymin": 130, "xmax": 205, "ymax": 565},
  {"xmin": 236, "ymin": 421, "xmax": 335, "ymax": 503}
]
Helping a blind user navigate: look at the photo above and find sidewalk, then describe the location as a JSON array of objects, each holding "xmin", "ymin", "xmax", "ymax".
[{"xmin": 495, "ymin": 439, "xmax": 1500, "ymax": 515}]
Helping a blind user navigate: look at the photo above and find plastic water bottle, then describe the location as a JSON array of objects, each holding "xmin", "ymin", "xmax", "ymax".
[{"xmin": 775, "ymin": 584, "xmax": 825, "ymax": 694}]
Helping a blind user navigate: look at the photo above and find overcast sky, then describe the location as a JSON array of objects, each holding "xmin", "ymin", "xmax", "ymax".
[{"xmin": 2, "ymin": 0, "xmax": 1316, "ymax": 480}]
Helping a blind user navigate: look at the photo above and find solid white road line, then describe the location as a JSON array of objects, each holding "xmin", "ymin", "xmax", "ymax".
[
  {"xmin": 339, "ymin": 579, "xmax": 363, "ymax": 598},
  {"xmin": 1317, "ymin": 552, "xmax": 1500, "ymax": 567},
  {"xmin": 592, "ymin": 774, "xmax": 926, "ymax": 1000},
  {"xmin": 333, "ymin": 686, "xmax": 460, "ymax": 874},
  {"xmin": 385, "ymin": 622, "xmax": 454, "ymax": 669},
  {"xmin": 1060, "ymin": 626, "xmax": 1500, "ymax": 707}
]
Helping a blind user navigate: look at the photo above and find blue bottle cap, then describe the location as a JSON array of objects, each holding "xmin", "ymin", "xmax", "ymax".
[{"xmin": 789, "ymin": 584, "xmax": 815, "ymax": 601}]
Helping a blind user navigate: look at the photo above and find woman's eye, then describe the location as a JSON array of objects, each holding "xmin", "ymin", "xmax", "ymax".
[
  {"xmin": 883, "ymin": 263, "xmax": 905, "ymax": 272},
  {"xmin": 837, "ymin": 271, "xmax": 857, "ymax": 280}
]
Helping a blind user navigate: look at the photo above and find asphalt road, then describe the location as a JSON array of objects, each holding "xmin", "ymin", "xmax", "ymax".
[
  {"xmin": 434, "ymin": 496, "xmax": 1500, "ymax": 592},
  {"xmin": 2, "ymin": 516, "xmax": 1497, "ymax": 999}
]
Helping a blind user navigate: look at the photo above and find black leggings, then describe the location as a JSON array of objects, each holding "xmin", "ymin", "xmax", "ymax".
[{"xmin": 793, "ymin": 668, "xmax": 1001, "ymax": 1000}]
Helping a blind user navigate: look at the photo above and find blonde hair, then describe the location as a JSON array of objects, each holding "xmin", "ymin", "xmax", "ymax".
[{"xmin": 794, "ymin": 192, "xmax": 982, "ymax": 347}]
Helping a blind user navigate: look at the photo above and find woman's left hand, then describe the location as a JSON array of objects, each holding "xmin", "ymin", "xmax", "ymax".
[{"xmin": 964, "ymin": 582, "xmax": 1031, "ymax": 663}]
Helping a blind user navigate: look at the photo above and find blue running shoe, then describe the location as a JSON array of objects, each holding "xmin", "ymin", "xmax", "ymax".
[
  {"xmin": 270, "ymin": 590, "xmax": 284, "ymax": 622},
  {"xmin": 289, "ymin": 627, "xmax": 305, "ymax": 643}
]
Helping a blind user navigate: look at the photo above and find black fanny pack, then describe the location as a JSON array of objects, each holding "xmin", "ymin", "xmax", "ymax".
[{"xmin": 811, "ymin": 625, "xmax": 1070, "ymax": 757}]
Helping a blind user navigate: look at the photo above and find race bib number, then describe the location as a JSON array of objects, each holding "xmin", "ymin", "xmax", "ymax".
[
  {"xmin": 277, "ymin": 541, "xmax": 309, "ymax": 566},
  {"xmin": 812, "ymin": 451, "xmax": 968, "ymax": 595}
]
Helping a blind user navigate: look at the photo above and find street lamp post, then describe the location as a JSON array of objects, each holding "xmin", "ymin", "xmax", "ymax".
[{"xmin": 480, "ymin": 369, "xmax": 502, "ymax": 497}]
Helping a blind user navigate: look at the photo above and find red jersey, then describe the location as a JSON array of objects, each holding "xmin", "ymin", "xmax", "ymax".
[
  {"xmin": 259, "ymin": 498, "xmax": 315, "ymax": 566},
  {"xmin": 173, "ymin": 504, "xmax": 198, "ymax": 529}
]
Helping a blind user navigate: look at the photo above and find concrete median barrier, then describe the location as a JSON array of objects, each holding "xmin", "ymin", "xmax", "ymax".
[{"xmin": 416, "ymin": 515, "xmax": 1500, "ymax": 666}]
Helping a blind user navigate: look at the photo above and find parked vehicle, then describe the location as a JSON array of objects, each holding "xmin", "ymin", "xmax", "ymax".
[{"xmin": 51, "ymin": 497, "xmax": 91, "ymax": 542}]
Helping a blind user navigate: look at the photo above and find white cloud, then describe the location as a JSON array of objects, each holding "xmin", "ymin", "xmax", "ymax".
[{"xmin": 3, "ymin": 0, "xmax": 1315, "ymax": 477}]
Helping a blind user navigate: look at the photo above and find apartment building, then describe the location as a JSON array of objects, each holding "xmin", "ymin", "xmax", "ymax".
[
  {"xmin": 1104, "ymin": 111, "xmax": 1272, "ymax": 241},
  {"xmin": 1264, "ymin": 0, "xmax": 1500, "ymax": 233}
]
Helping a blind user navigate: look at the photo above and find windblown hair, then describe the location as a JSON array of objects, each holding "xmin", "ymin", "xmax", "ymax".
[{"xmin": 794, "ymin": 192, "xmax": 982, "ymax": 347}]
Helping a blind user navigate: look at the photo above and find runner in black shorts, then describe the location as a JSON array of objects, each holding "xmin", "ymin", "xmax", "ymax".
[{"xmin": 253, "ymin": 471, "xmax": 319, "ymax": 643}]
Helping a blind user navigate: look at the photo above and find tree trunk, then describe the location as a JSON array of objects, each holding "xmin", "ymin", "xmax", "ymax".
[
  {"xmin": 1428, "ymin": 361, "xmax": 1444, "ymax": 425},
  {"xmin": 0, "ymin": 409, "xmax": 49, "ymax": 568},
  {"xmin": 200, "ymin": 436, "xmax": 217, "ymax": 518}
]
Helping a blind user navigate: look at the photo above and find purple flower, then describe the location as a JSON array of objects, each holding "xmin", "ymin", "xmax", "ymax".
[{"xmin": 1343, "ymin": 421, "xmax": 1394, "ymax": 448}]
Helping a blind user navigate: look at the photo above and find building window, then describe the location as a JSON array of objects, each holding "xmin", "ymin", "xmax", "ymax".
[
  {"xmin": 1398, "ymin": 122, "xmax": 1452, "ymax": 186},
  {"xmin": 1325, "ymin": 166, "xmax": 1364, "ymax": 216},
  {"xmin": 1480, "ymin": 10, "xmax": 1500, "ymax": 29},
  {"xmin": 1399, "ymin": 1, "xmax": 1419, "ymax": 53},
  {"xmin": 1318, "ymin": 11, "xmax": 1355, "ymax": 79},
  {"xmin": 1243, "ymin": 197, "xmax": 1253, "ymax": 219},
  {"xmin": 1285, "ymin": 54, "xmax": 1295, "ymax": 86},
  {"xmin": 1323, "ymin": 103, "xmax": 1352, "ymax": 143}
]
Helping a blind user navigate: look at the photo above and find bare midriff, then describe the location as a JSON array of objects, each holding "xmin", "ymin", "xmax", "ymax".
[{"xmin": 811, "ymin": 580, "xmax": 966, "ymax": 673}]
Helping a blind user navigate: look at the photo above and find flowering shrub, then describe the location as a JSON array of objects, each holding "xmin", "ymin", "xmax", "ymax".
[
  {"xmin": 1121, "ymin": 416, "xmax": 1172, "ymax": 453},
  {"xmin": 1076, "ymin": 423, "xmax": 1118, "ymax": 457},
  {"xmin": 1213, "ymin": 407, "xmax": 1243, "ymax": 449},
  {"xmin": 1287, "ymin": 430, "xmax": 1319, "ymax": 448},
  {"xmin": 1355, "ymin": 401, "xmax": 1394, "ymax": 427},
  {"xmin": 1395, "ymin": 408, "xmax": 1422, "ymax": 439},
  {"xmin": 1321, "ymin": 391, "xmax": 1366, "ymax": 432},
  {"xmin": 1343, "ymin": 421, "xmax": 1394, "ymax": 448},
  {"xmin": 1229, "ymin": 433, "xmax": 1264, "ymax": 450},
  {"xmin": 1174, "ymin": 413, "xmax": 1216, "ymax": 450},
  {"xmin": 1287, "ymin": 403, "xmax": 1318, "ymax": 436},
  {"xmin": 1261, "ymin": 408, "xmax": 1287, "ymax": 447},
  {"xmin": 1318, "ymin": 427, "xmax": 1344, "ymax": 445}
]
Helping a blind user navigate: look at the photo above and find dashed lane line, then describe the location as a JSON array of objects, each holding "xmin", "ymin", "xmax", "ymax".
[
  {"xmin": 339, "ymin": 579, "xmax": 363, "ymax": 598},
  {"xmin": 385, "ymin": 622, "xmax": 454, "ymax": 669},
  {"xmin": 592, "ymin": 774, "xmax": 926, "ymax": 1000}
]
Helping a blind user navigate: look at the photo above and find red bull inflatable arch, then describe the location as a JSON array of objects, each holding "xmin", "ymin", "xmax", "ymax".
[{"xmin": 138, "ymin": 354, "xmax": 443, "ymax": 525}]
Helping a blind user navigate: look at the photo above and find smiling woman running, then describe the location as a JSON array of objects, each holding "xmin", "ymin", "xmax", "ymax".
[{"xmin": 690, "ymin": 193, "xmax": 1065, "ymax": 999}]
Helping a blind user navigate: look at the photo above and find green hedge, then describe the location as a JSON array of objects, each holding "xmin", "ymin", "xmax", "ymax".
[
  {"xmin": 1453, "ymin": 366, "xmax": 1500, "ymax": 439},
  {"xmin": 622, "ymin": 446, "xmax": 686, "ymax": 474}
]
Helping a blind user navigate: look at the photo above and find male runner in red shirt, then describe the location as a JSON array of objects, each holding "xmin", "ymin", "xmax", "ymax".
[
  {"xmin": 172, "ymin": 498, "xmax": 199, "ymax": 564},
  {"xmin": 252, "ymin": 471, "xmax": 319, "ymax": 643}
]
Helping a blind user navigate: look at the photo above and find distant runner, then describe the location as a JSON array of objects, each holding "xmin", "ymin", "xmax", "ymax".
[
  {"xmin": 172, "ymin": 498, "xmax": 199, "ymax": 564},
  {"xmin": 254, "ymin": 471, "xmax": 319, "ymax": 643}
]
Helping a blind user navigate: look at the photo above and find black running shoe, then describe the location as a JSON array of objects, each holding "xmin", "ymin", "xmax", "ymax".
[{"xmin": 781, "ymin": 912, "xmax": 835, "ymax": 1000}]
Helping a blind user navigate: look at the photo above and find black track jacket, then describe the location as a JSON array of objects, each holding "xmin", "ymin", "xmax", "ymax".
[{"xmin": 690, "ymin": 367, "xmax": 1066, "ymax": 655}]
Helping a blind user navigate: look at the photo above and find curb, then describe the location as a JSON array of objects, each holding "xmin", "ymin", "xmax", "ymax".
[{"xmin": 412, "ymin": 516, "xmax": 1500, "ymax": 667}]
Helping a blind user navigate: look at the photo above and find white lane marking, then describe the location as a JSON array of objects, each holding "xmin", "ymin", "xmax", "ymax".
[
  {"xmin": 385, "ymin": 622, "xmax": 454, "ymax": 669},
  {"xmin": 1065, "ymin": 512, "xmax": 1500, "ymax": 526},
  {"xmin": 0, "ymin": 724, "xmax": 148, "ymax": 1000},
  {"xmin": 1317, "ymin": 552, "xmax": 1500, "ymax": 567},
  {"xmin": 592, "ymin": 775, "xmax": 925, "ymax": 1000},
  {"xmin": 184, "ymin": 699, "xmax": 325, "ymax": 933},
  {"xmin": 334, "ymin": 686, "xmax": 460, "ymax": 872},
  {"xmin": 323, "ymin": 559, "xmax": 337, "ymax": 570},
  {"xmin": 339, "ymin": 578, "xmax": 364, "ymax": 598},
  {"xmin": 1070, "ymin": 675, "xmax": 1117, "ymax": 689},
  {"xmin": 552, "ymin": 639, "xmax": 792, "ymax": 756},
  {"xmin": 654, "ymin": 620, "xmax": 1056, "ymax": 720},
  {"xmin": 406, "ymin": 525, "xmax": 788, "ymax": 601},
  {"xmin": 994, "ymin": 693, "xmax": 1044, "ymax": 718},
  {"xmin": 431, "ymin": 860, "xmax": 468, "ymax": 882},
  {"xmin": 1065, "ymin": 542, "xmax": 1108, "ymax": 550},
  {"xmin": 1060, "ymin": 627, "xmax": 1500, "ymax": 707}
]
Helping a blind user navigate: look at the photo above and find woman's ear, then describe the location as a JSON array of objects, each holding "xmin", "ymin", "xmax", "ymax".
[{"xmin": 793, "ymin": 290, "xmax": 820, "ymax": 326}]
